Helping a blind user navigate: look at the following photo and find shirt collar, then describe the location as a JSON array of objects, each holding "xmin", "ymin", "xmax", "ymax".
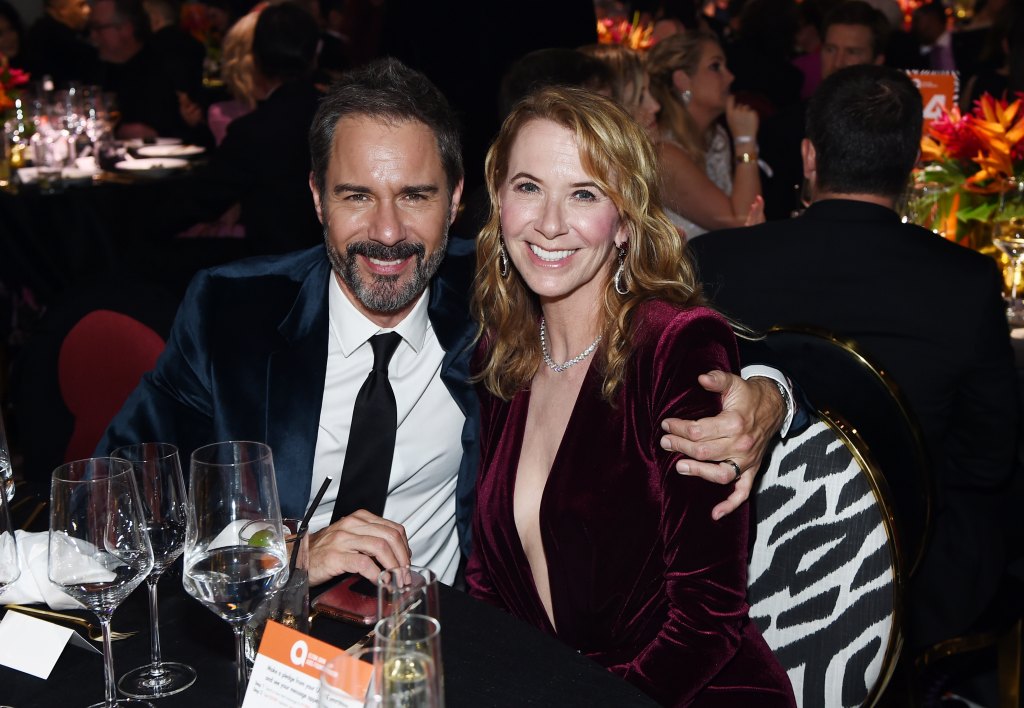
[{"xmin": 328, "ymin": 273, "xmax": 431, "ymax": 356}]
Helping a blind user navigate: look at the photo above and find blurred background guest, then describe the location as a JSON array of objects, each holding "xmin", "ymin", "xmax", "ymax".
[
  {"xmin": 205, "ymin": 4, "xmax": 262, "ymax": 145},
  {"xmin": 578, "ymin": 44, "xmax": 661, "ymax": 141},
  {"xmin": 174, "ymin": 1, "xmax": 322, "ymax": 257},
  {"xmin": 759, "ymin": 0, "xmax": 888, "ymax": 220},
  {"xmin": 90, "ymin": 0, "xmax": 196, "ymax": 140},
  {"xmin": 23, "ymin": 0, "xmax": 96, "ymax": 86},
  {"xmin": 142, "ymin": 0, "xmax": 205, "ymax": 106},
  {"xmin": 912, "ymin": 1, "xmax": 955, "ymax": 72},
  {"xmin": 647, "ymin": 31, "xmax": 762, "ymax": 239},
  {"xmin": 0, "ymin": 0, "xmax": 25, "ymax": 67}
]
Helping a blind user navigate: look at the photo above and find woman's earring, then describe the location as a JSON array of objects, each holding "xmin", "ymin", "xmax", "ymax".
[
  {"xmin": 681, "ymin": 89, "xmax": 692, "ymax": 106},
  {"xmin": 614, "ymin": 246, "xmax": 628, "ymax": 296},
  {"xmin": 499, "ymin": 238, "xmax": 510, "ymax": 278}
]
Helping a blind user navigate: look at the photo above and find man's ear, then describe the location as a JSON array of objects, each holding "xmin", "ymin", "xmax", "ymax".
[
  {"xmin": 448, "ymin": 178, "xmax": 465, "ymax": 227},
  {"xmin": 800, "ymin": 138, "xmax": 817, "ymax": 180},
  {"xmin": 309, "ymin": 172, "xmax": 324, "ymax": 224}
]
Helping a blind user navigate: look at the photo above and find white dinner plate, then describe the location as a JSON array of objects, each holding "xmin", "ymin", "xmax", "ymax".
[
  {"xmin": 114, "ymin": 157, "xmax": 189, "ymax": 175},
  {"xmin": 120, "ymin": 137, "xmax": 183, "ymax": 149},
  {"xmin": 136, "ymin": 144, "xmax": 206, "ymax": 158}
]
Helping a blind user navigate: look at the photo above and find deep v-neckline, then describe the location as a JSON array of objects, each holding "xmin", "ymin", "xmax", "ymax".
[{"xmin": 508, "ymin": 362, "xmax": 596, "ymax": 635}]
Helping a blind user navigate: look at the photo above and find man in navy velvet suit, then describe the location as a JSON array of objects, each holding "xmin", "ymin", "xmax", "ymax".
[
  {"xmin": 691, "ymin": 65, "xmax": 1020, "ymax": 652},
  {"xmin": 100, "ymin": 58, "xmax": 791, "ymax": 588}
]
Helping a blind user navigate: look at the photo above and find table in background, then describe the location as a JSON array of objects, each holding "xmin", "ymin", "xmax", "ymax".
[{"xmin": 0, "ymin": 570, "xmax": 658, "ymax": 708}]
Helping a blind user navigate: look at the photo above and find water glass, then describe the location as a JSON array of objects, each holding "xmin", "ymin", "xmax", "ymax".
[
  {"xmin": 374, "ymin": 614, "xmax": 443, "ymax": 708},
  {"xmin": 48, "ymin": 458, "xmax": 154, "ymax": 708},
  {"xmin": 243, "ymin": 518, "xmax": 310, "ymax": 664},
  {"xmin": 0, "ymin": 482, "xmax": 19, "ymax": 596},
  {"xmin": 377, "ymin": 566, "xmax": 439, "ymax": 625},
  {"xmin": 182, "ymin": 441, "xmax": 288, "ymax": 708}
]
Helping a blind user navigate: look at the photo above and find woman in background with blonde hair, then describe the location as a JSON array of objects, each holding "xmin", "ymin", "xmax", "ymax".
[
  {"xmin": 647, "ymin": 31, "xmax": 763, "ymax": 239},
  {"xmin": 467, "ymin": 85, "xmax": 794, "ymax": 707},
  {"xmin": 578, "ymin": 43, "xmax": 661, "ymax": 142},
  {"xmin": 207, "ymin": 4, "xmax": 265, "ymax": 145}
]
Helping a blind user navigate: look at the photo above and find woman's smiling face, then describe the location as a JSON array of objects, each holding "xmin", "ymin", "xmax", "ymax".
[{"xmin": 499, "ymin": 119, "xmax": 625, "ymax": 305}]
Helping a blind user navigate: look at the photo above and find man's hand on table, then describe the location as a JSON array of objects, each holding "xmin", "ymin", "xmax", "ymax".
[
  {"xmin": 660, "ymin": 370, "xmax": 786, "ymax": 520},
  {"xmin": 308, "ymin": 509, "xmax": 411, "ymax": 586}
]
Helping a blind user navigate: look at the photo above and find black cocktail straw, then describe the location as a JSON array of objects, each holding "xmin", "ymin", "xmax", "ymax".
[{"xmin": 289, "ymin": 476, "xmax": 331, "ymax": 573}]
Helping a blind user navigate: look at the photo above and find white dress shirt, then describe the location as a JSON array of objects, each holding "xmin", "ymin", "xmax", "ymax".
[{"xmin": 306, "ymin": 276, "xmax": 466, "ymax": 584}]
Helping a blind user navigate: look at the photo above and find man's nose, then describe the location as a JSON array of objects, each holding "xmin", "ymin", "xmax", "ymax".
[{"xmin": 368, "ymin": 201, "xmax": 403, "ymax": 244}]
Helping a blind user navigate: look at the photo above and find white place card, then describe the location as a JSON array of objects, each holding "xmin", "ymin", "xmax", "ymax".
[{"xmin": 0, "ymin": 610, "xmax": 100, "ymax": 679}]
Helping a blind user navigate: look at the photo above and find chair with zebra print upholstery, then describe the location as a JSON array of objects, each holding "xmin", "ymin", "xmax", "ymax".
[{"xmin": 747, "ymin": 409, "xmax": 904, "ymax": 708}]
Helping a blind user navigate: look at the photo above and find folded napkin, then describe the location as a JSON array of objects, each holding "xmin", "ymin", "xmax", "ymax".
[{"xmin": 1, "ymin": 531, "xmax": 85, "ymax": 610}]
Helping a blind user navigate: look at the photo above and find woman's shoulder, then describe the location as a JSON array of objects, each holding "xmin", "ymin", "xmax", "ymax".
[{"xmin": 633, "ymin": 300, "xmax": 734, "ymax": 354}]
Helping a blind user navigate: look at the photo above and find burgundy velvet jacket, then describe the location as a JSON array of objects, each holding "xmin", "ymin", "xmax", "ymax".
[{"xmin": 467, "ymin": 302, "xmax": 795, "ymax": 708}]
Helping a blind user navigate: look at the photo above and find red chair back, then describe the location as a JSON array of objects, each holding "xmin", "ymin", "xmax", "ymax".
[{"xmin": 57, "ymin": 310, "xmax": 165, "ymax": 463}]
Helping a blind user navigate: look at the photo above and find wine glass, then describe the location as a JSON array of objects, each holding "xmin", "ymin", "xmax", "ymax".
[
  {"xmin": 0, "ymin": 479, "xmax": 19, "ymax": 596},
  {"xmin": 182, "ymin": 441, "xmax": 288, "ymax": 708},
  {"xmin": 48, "ymin": 458, "xmax": 155, "ymax": 708},
  {"xmin": 995, "ymin": 178, "xmax": 1024, "ymax": 326},
  {"xmin": 0, "ymin": 410, "xmax": 14, "ymax": 500},
  {"xmin": 112, "ymin": 443, "xmax": 197, "ymax": 698}
]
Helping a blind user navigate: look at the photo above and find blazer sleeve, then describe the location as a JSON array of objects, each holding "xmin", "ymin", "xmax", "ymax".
[
  {"xmin": 96, "ymin": 270, "xmax": 217, "ymax": 458},
  {"xmin": 609, "ymin": 309, "xmax": 750, "ymax": 707}
]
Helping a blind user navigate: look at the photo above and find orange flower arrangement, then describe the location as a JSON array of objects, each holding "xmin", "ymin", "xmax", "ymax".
[
  {"xmin": 913, "ymin": 92, "xmax": 1024, "ymax": 245},
  {"xmin": 0, "ymin": 54, "xmax": 29, "ymax": 113},
  {"xmin": 596, "ymin": 13, "xmax": 654, "ymax": 50}
]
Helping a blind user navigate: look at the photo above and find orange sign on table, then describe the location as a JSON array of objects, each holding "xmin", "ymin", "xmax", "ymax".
[{"xmin": 906, "ymin": 70, "xmax": 959, "ymax": 131}]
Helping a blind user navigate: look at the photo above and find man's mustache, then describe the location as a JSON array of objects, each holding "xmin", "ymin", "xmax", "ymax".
[{"xmin": 346, "ymin": 241, "xmax": 425, "ymax": 262}]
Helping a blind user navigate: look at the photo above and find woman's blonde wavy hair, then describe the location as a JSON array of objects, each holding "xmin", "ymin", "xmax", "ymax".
[
  {"xmin": 577, "ymin": 44, "xmax": 645, "ymax": 112},
  {"xmin": 220, "ymin": 6, "xmax": 264, "ymax": 108},
  {"xmin": 472, "ymin": 86, "xmax": 704, "ymax": 403},
  {"xmin": 646, "ymin": 30, "xmax": 719, "ymax": 163}
]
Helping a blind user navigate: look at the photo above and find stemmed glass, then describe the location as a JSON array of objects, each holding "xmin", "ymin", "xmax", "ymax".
[
  {"xmin": 0, "ymin": 410, "xmax": 14, "ymax": 500},
  {"xmin": 182, "ymin": 441, "xmax": 288, "ymax": 708},
  {"xmin": 995, "ymin": 178, "xmax": 1024, "ymax": 326},
  {"xmin": 112, "ymin": 443, "xmax": 197, "ymax": 698},
  {"xmin": 48, "ymin": 458, "xmax": 155, "ymax": 708},
  {"xmin": 0, "ymin": 479, "xmax": 19, "ymax": 595}
]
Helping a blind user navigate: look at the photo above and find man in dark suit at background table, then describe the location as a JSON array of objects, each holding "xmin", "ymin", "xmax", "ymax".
[
  {"xmin": 690, "ymin": 64, "xmax": 1019, "ymax": 653},
  {"xmin": 99, "ymin": 58, "xmax": 792, "ymax": 590},
  {"xmin": 23, "ymin": 0, "xmax": 98, "ymax": 86}
]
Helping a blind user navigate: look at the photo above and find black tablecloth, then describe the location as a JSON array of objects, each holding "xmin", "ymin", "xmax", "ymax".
[{"xmin": 0, "ymin": 569, "xmax": 658, "ymax": 707}]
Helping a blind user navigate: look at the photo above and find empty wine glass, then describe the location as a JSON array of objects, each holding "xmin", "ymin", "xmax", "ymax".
[
  {"xmin": 183, "ymin": 441, "xmax": 288, "ymax": 708},
  {"xmin": 0, "ymin": 410, "xmax": 14, "ymax": 500},
  {"xmin": 112, "ymin": 443, "xmax": 196, "ymax": 698},
  {"xmin": 48, "ymin": 458, "xmax": 155, "ymax": 708},
  {"xmin": 0, "ymin": 480, "xmax": 19, "ymax": 596}
]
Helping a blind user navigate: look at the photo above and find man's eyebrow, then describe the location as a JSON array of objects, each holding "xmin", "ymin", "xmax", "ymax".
[
  {"xmin": 400, "ymin": 184, "xmax": 440, "ymax": 196},
  {"xmin": 332, "ymin": 183, "xmax": 370, "ymax": 195}
]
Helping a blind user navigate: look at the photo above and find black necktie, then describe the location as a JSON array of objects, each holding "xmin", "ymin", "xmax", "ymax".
[{"xmin": 331, "ymin": 332, "xmax": 403, "ymax": 523}]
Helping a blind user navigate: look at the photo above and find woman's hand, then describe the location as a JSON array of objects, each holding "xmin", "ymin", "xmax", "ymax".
[
  {"xmin": 724, "ymin": 95, "xmax": 758, "ymax": 143},
  {"xmin": 744, "ymin": 196, "xmax": 765, "ymax": 226}
]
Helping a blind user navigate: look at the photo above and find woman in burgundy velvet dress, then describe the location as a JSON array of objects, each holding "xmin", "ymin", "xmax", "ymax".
[{"xmin": 466, "ymin": 86, "xmax": 795, "ymax": 708}]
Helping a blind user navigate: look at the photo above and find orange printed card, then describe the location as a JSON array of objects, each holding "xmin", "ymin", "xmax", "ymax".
[{"xmin": 242, "ymin": 621, "xmax": 369, "ymax": 707}]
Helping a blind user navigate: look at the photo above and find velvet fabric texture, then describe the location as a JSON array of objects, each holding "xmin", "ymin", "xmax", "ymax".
[
  {"xmin": 467, "ymin": 301, "xmax": 795, "ymax": 707},
  {"xmin": 97, "ymin": 241, "xmax": 481, "ymax": 557}
]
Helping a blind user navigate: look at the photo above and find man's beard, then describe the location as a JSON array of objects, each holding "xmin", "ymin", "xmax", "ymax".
[{"xmin": 325, "ymin": 227, "xmax": 448, "ymax": 314}]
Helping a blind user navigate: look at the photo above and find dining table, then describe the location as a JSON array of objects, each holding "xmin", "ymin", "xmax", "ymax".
[{"xmin": 0, "ymin": 567, "xmax": 659, "ymax": 707}]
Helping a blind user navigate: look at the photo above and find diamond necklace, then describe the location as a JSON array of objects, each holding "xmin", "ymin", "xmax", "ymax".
[{"xmin": 539, "ymin": 317, "xmax": 602, "ymax": 373}]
